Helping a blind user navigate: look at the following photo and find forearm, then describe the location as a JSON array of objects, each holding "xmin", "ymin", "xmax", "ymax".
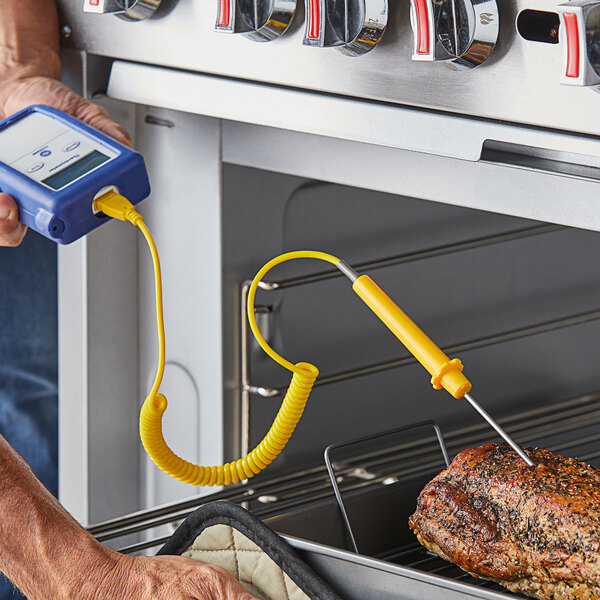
[
  {"xmin": 0, "ymin": 435, "xmax": 120, "ymax": 600},
  {"xmin": 0, "ymin": 0, "xmax": 60, "ymax": 87}
]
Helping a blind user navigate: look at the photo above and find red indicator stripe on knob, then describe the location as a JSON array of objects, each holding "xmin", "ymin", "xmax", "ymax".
[
  {"xmin": 563, "ymin": 12, "xmax": 580, "ymax": 78},
  {"xmin": 218, "ymin": 0, "xmax": 231, "ymax": 27},
  {"xmin": 414, "ymin": 0, "xmax": 430, "ymax": 54},
  {"xmin": 307, "ymin": 0, "xmax": 321, "ymax": 39}
]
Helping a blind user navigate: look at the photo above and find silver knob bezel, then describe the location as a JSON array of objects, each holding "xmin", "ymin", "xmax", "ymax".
[
  {"xmin": 409, "ymin": 0, "xmax": 499, "ymax": 70},
  {"xmin": 557, "ymin": 1, "xmax": 600, "ymax": 86},
  {"xmin": 215, "ymin": 0, "xmax": 296, "ymax": 42},
  {"xmin": 83, "ymin": 0, "xmax": 161, "ymax": 21},
  {"xmin": 303, "ymin": 0, "xmax": 388, "ymax": 57}
]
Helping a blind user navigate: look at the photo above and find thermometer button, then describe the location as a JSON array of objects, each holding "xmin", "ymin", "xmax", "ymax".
[
  {"xmin": 63, "ymin": 141, "xmax": 81, "ymax": 152},
  {"xmin": 26, "ymin": 162, "xmax": 45, "ymax": 174}
]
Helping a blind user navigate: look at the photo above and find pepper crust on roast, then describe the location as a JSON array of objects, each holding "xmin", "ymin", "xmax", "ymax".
[{"xmin": 409, "ymin": 444, "xmax": 600, "ymax": 600}]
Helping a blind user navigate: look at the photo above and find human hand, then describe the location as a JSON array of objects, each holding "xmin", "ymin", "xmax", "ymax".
[
  {"xmin": 94, "ymin": 554, "xmax": 259, "ymax": 600},
  {"xmin": 0, "ymin": 76, "xmax": 132, "ymax": 247}
]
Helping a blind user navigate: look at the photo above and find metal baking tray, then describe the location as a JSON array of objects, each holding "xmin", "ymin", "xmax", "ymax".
[
  {"xmin": 91, "ymin": 392, "xmax": 600, "ymax": 600},
  {"xmin": 266, "ymin": 393, "xmax": 600, "ymax": 600}
]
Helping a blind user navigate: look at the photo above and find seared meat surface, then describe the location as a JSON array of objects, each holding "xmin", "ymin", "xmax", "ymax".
[{"xmin": 409, "ymin": 444, "xmax": 600, "ymax": 600}]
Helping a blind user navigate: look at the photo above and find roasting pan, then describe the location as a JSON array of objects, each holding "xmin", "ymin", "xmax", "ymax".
[
  {"xmin": 265, "ymin": 392, "xmax": 600, "ymax": 600},
  {"xmin": 91, "ymin": 392, "xmax": 600, "ymax": 600}
]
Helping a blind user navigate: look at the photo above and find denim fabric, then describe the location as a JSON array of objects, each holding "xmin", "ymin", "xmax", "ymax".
[{"xmin": 0, "ymin": 232, "xmax": 58, "ymax": 599}]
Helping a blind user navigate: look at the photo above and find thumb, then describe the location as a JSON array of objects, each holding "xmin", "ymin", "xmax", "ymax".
[{"xmin": 0, "ymin": 194, "xmax": 27, "ymax": 247}]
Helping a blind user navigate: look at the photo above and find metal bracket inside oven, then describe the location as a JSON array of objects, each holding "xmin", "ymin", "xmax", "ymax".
[{"xmin": 324, "ymin": 420, "xmax": 450, "ymax": 554}]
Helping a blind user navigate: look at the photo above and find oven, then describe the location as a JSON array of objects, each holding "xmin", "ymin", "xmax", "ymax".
[{"xmin": 55, "ymin": 1, "xmax": 600, "ymax": 598}]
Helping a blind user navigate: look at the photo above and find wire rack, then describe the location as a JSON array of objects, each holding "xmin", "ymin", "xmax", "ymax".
[{"xmin": 90, "ymin": 390, "xmax": 600, "ymax": 580}]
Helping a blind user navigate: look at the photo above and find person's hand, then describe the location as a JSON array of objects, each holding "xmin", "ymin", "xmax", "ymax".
[
  {"xmin": 0, "ymin": 76, "xmax": 132, "ymax": 247},
  {"xmin": 92, "ymin": 553, "xmax": 259, "ymax": 600}
]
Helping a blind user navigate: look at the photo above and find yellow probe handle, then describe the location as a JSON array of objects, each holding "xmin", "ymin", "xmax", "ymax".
[{"xmin": 352, "ymin": 275, "xmax": 472, "ymax": 399}]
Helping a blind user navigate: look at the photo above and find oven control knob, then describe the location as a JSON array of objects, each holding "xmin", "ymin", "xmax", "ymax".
[
  {"xmin": 409, "ymin": 0, "xmax": 499, "ymax": 69},
  {"xmin": 557, "ymin": 1, "xmax": 600, "ymax": 86},
  {"xmin": 216, "ymin": 0, "xmax": 296, "ymax": 42},
  {"xmin": 303, "ymin": 0, "xmax": 388, "ymax": 56},
  {"xmin": 83, "ymin": 0, "xmax": 160, "ymax": 21}
]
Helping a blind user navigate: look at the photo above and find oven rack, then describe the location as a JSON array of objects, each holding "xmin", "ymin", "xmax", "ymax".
[
  {"xmin": 90, "ymin": 390, "xmax": 600, "ymax": 561},
  {"xmin": 376, "ymin": 541, "xmax": 530, "ymax": 598},
  {"xmin": 239, "ymin": 222, "xmax": 600, "ymax": 460}
]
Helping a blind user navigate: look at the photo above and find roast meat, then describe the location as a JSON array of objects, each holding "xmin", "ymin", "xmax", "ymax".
[{"xmin": 409, "ymin": 444, "xmax": 600, "ymax": 600}]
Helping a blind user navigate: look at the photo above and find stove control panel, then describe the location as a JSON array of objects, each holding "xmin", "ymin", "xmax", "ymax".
[
  {"xmin": 66, "ymin": 0, "xmax": 600, "ymax": 138},
  {"xmin": 409, "ymin": 0, "xmax": 499, "ymax": 69},
  {"xmin": 83, "ymin": 0, "xmax": 160, "ymax": 21},
  {"xmin": 215, "ymin": 0, "xmax": 296, "ymax": 42},
  {"xmin": 303, "ymin": 0, "xmax": 388, "ymax": 56},
  {"xmin": 557, "ymin": 0, "xmax": 600, "ymax": 85}
]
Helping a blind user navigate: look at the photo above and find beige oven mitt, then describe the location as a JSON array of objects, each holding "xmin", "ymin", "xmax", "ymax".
[{"xmin": 158, "ymin": 501, "xmax": 342, "ymax": 600}]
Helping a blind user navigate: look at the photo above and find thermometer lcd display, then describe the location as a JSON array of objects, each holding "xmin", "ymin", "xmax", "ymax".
[{"xmin": 41, "ymin": 150, "xmax": 110, "ymax": 190}]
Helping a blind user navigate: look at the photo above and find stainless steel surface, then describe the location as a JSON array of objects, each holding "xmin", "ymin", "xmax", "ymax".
[
  {"xmin": 302, "ymin": 0, "xmax": 388, "ymax": 56},
  {"xmin": 83, "ymin": 0, "xmax": 161, "ymax": 21},
  {"xmin": 557, "ymin": 1, "xmax": 600, "ymax": 85},
  {"xmin": 59, "ymin": 0, "xmax": 600, "ymax": 136},
  {"xmin": 463, "ymin": 393, "xmax": 534, "ymax": 465},
  {"xmin": 335, "ymin": 259, "xmax": 359, "ymax": 282},
  {"xmin": 216, "ymin": 0, "xmax": 297, "ymax": 42},
  {"xmin": 221, "ymin": 123, "xmax": 600, "ymax": 231},
  {"xmin": 58, "ymin": 106, "xmax": 227, "ymax": 523},
  {"xmin": 107, "ymin": 59, "xmax": 600, "ymax": 162},
  {"xmin": 409, "ymin": 0, "xmax": 499, "ymax": 69},
  {"xmin": 285, "ymin": 536, "xmax": 515, "ymax": 600}
]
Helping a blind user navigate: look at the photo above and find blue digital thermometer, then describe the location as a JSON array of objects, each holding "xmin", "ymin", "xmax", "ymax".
[{"xmin": 0, "ymin": 105, "xmax": 150, "ymax": 244}]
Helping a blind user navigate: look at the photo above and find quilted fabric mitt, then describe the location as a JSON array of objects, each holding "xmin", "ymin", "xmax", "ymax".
[{"xmin": 158, "ymin": 501, "xmax": 342, "ymax": 600}]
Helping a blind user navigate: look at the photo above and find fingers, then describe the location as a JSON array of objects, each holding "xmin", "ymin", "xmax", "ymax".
[
  {"xmin": 73, "ymin": 101, "xmax": 132, "ymax": 148},
  {"xmin": 1, "ymin": 76, "xmax": 133, "ymax": 148},
  {"xmin": 121, "ymin": 555, "xmax": 261, "ymax": 600},
  {"xmin": 0, "ymin": 194, "xmax": 27, "ymax": 247},
  {"xmin": 188, "ymin": 563, "xmax": 259, "ymax": 600}
]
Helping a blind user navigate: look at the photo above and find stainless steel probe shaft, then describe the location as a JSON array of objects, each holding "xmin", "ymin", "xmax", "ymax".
[{"xmin": 464, "ymin": 393, "xmax": 534, "ymax": 466}]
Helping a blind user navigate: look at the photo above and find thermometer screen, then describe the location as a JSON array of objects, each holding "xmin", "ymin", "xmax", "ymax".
[{"xmin": 41, "ymin": 150, "xmax": 110, "ymax": 190}]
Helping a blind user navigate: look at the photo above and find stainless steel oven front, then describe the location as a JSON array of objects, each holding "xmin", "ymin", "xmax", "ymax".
[{"xmin": 56, "ymin": 1, "xmax": 600, "ymax": 598}]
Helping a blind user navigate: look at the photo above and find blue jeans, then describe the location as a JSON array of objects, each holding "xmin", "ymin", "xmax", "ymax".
[{"xmin": 0, "ymin": 232, "xmax": 58, "ymax": 599}]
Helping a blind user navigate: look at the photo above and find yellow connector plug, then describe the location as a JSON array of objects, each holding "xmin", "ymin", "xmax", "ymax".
[{"xmin": 93, "ymin": 190, "xmax": 141, "ymax": 224}]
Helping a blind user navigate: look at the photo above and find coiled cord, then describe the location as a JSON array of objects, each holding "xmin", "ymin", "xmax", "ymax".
[
  {"xmin": 136, "ymin": 215, "xmax": 338, "ymax": 484},
  {"xmin": 93, "ymin": 192, "xmax": 344, "ymax": 485}
]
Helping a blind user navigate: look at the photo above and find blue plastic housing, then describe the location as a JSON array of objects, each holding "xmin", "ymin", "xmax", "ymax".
[{"xmin": 0, "ymin": 105, "xmax": 151, "ymax": 244}]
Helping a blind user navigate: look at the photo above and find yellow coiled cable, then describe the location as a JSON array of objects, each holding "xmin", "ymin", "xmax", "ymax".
[{"xmin": 94, "ymin": 191, "xmax": 342, "ymax": 486}]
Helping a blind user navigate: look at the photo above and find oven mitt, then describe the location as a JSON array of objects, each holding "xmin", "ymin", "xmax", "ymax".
[{"xmin": 158, "ymin": 500, "xmax": 342, "ymax": 600}]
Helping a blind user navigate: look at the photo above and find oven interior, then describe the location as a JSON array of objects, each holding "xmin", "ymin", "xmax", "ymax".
[{"xmin": 90, "ymin": 161, "xmax": 600, "ymax": 600}]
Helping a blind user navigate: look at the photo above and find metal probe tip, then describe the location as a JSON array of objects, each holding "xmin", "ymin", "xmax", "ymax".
[{"xmin": 463, "ymin": 393, "xmax": 534, "ymax": 467}]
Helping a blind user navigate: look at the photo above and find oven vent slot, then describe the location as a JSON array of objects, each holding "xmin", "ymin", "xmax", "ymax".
[{"xmin": 482, "ymin": 140, "xmax": 600, "ymax": 180}]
